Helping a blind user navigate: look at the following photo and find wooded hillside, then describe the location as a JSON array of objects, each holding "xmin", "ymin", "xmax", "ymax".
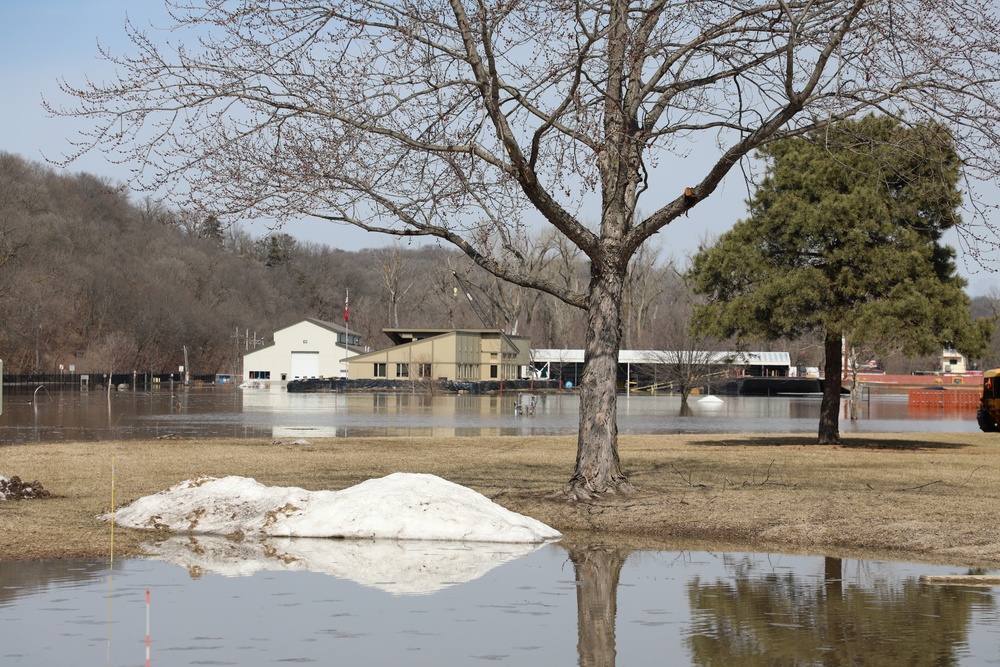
[
  {"xmin": 1, "ymin": 152, "xmax": 994, "ymax": 377},
  {"xmin": 0, "ymin": 153, "xmax": 593, "ymax": 376}
]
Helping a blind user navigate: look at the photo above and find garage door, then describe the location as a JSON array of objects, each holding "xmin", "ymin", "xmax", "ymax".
[{"xmin": 290, "ymin": 351, "xmax": 320, "ymax": 379}]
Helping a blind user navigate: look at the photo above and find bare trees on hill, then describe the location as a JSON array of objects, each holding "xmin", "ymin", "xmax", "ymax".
[{"xmin": 0, "ymin": 153, "xmax": 697, "ymax": 376}]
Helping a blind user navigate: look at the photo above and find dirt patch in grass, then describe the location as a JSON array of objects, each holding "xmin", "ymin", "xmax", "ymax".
[{"xmin": 2, "ymin": 432, "xmax": 999, "ymax": 566}]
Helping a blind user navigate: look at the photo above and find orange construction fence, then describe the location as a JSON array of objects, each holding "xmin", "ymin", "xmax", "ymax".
[{"xmin": 907, "ymin": 388, "xmax": 981, "ymax": 409}]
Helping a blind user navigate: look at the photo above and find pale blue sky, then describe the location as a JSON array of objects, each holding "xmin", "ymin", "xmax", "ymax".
[
  {"xmin": 2, "ymin": 1, "xmax": 997, "ymax": 294},
  {"xmin": 0, "ymin": 1, "xmax": 379, "ymax": 250}
]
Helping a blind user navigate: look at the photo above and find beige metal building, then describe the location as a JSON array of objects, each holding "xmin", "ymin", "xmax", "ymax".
[
  {"xmin": 242, "ymin": 318, "xmax": 364, "ymax": 383},
  {"xmin": 346, "ymin": 329, "xmax": 532, "ymax": 382}
]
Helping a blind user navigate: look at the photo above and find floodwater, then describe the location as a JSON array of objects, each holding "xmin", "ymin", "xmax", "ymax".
[
  {"xmin": 0, "ymin": 384, "xmax": 979, "ymax": 442},
  {"xmin": 2, "ymin": 386, "xmax": 996, "ymax": 665},
  {"xmin": 2, "ymin": 542, "xmax": 998, "ymax": 666}
]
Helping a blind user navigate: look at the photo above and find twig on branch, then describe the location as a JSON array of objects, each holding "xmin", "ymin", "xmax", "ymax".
[
  {"xmin": 671, "ymin": 464, "xmax": 708, "ymax": 488},
  {"xmin": 750, "ymin": 460, "xmax": 787, "ymax": 486},
  {"xmin": 959, "ymin": 466, "xmax": 987, "ymax": 487},
  {"xmin": 894, "ymin": 467, "xmax": 986, "ymax": 492},
  {"xmin": 894, "ymin": 480, "xmax": 945, "ymax": 492}
]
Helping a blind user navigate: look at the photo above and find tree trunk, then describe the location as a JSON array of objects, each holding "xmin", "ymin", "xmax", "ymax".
[
  {"xmin": 849, "ymin": 366, "xmax": 860, "ymax": 420},
  {"xmin": 819, "ymin": 330, "xmax": 843, "ymax": 444},
  {"xmin": 566, "ymin": 264, "xmax": 631, "ymax": 498},
  {"xmin": 680, "ymin": 385, "xmax": 691, "ymax": 405}
]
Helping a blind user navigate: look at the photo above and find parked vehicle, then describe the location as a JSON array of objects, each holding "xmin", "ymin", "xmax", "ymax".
[{"xmin": 977, "ymin": 369, "xmax": 1000, "ymax": 432}]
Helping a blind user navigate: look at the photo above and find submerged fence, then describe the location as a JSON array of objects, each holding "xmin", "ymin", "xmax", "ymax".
[{"xmin": 1, "ymin": 372, "xmax": 226, "ymax": 392}]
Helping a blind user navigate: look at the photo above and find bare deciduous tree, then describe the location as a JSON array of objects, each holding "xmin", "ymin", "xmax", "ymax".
[
  {"xmin": 373, "ymin": 242, "xmax": 414, "ymax": 329},
  {"xmin": 50, "ymin": 0, "xmax": 1000, "ymax": 497},
  {"xmin": 636, "ymin": 265, "xmax": 729, "ymax": 403},
  {"xmin": 90, "ymin": 331, "xmax": 138, "ymax": 393},
  {"xmin": 622, "ymin": 241, "xmax": 670, "ymax": 350}
]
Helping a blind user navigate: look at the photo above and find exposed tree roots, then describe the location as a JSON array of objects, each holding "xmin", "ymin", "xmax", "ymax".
[{"xmin": 559, "ymin": 476, "xmax": 637, "ymax": 502}]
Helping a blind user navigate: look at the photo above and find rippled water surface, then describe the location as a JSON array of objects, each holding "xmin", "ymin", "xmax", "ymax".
[
  {"xmin": 3, "ymin": 544, "xmax": 999, "ymax": 666},
  {"xmin": 0, "ymin": 385, "xmax": 978, "ymax": 442}
]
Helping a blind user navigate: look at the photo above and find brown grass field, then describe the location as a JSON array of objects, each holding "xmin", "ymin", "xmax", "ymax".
[{"xmin": 2, "ymin": 432, "xmax": 999, "ymax": 566}]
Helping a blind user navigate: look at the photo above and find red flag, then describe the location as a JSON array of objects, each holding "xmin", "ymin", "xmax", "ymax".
[{"xmin": 344, "ymin": 292, "xmax": 349, "ymax": 323}]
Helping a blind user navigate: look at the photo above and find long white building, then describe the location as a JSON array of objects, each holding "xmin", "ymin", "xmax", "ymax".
[{"xmin": 531, "ymin": 349, "xmax": 791, "ymax": 388}]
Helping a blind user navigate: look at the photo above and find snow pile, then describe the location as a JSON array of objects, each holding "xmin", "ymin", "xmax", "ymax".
[
  {"xmin": 107, "ymin": 472, "xmax": 561, "ymax": 543},
  {"xmin": 693, "ymin": 395, "xmax": 725, "ymax": 411},
  {"xmin": 146, "ymin": 534, "xmax": 546, "ymax": 595}
]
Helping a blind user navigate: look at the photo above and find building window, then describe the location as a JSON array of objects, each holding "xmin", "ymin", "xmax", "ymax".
[
  {"xmin": 249, "ymin": 370, "xmax": 271, "ymax": 380},
  {"xmin": 374, "ymin": 363, "xmax": 387, "ymax": 378},
  {"xmin": 396, "ymin": 363, "xmax": 409, "ymax": 378},
  {"xmin": 418, "ymin": 363, "xmax": 432, "ymax": 378},
  {"xmin": 490, "ymin": 364, "xmax": 498, "ymax": 379}
]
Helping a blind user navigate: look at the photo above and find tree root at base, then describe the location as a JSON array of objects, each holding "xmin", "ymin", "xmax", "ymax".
[{"xmin": 558, "ymin": 477, "xmax": 637, "ymax": 501}]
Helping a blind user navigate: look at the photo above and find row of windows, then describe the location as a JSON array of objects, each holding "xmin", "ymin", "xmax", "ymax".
[
  {"xmin": 336, "ymin": 333, "xmax": 362, "ymax": 346},
  {"xmin": 249, "ymin": 361, "xmax": 517, "ymax": 381},
  {"xmin": 250, "ymin": 364, "xmax": 520, "ymax": 381},
  {"xmin": 373, "ymin": 363, "xmax": 433, "ymax": 378}
]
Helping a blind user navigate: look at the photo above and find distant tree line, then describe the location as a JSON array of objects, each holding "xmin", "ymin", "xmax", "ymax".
[
  {"xmin": 0, "ymin": 152, "xmax": 995, "ymax": 379},
  {"xmin": 0, "ymin": 153, "xmax": 677, "ymax": 378}
]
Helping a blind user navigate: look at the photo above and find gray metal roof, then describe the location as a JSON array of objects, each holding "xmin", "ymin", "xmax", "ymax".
[{"xmin": 531, "ymin": 349, "xmax": 791, "ymax": 366}]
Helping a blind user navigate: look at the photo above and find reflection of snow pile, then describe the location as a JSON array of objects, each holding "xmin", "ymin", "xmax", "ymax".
[
  {"xmin": 149, "ymin": 534, "xmax": 545, "ymax": 595},
  {"xmin": 107, "ymin": 472, "xmax": 561, "ymax": 543}
]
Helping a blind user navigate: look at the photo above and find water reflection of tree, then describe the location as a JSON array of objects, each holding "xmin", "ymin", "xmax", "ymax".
[
  {"xmin": 686, "ymin": 555, "xmax": 991, "ymax": 666},
  {"xmin": 565, "ymin": 542, "xmax": 629, "ymax": 667}
]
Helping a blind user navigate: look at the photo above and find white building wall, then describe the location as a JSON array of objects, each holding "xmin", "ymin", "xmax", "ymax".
[{"xmin": 243, "ymin": 320, "xmax": 357, "ymax": 382}]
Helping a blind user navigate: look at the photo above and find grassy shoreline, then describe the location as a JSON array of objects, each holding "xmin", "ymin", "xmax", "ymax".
[{"xmin": 2, "ymin": 432, "xmax": 999, "ymax": 566}]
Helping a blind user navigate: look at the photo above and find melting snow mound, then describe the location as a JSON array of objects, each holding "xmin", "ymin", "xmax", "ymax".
[{"xmin": 107, "ymin": 472, "xmax": 561, "ymax": 543}]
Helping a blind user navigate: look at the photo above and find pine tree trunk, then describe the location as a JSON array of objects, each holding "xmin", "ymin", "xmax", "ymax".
[
  {"xmin": 819, "ymin": 330, "xmax": 843, "ymax": 444},
  {"xmin": 566, "ymin": 264, "xmax": 632, "ymax": 498}
]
